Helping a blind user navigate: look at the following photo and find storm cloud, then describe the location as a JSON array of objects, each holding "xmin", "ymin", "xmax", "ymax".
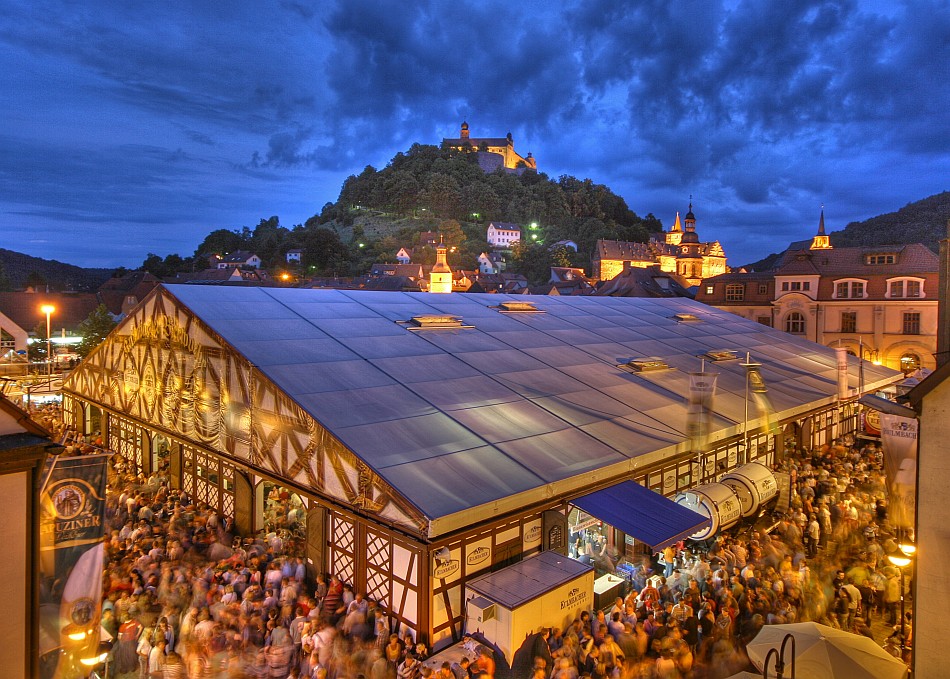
[{"xmin": 2, "ymin": 0, "xmax": 948, "ymax": 267}]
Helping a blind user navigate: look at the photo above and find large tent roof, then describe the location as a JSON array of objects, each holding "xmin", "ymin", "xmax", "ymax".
[{"xmin": 161, "ymin": 286, "xmax": 898, "ymax": 532}]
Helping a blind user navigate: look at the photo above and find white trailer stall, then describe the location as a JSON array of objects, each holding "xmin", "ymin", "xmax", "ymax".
[{"xmin": 464, "ymin": 551, "xmax": 594, "ymax": 664}]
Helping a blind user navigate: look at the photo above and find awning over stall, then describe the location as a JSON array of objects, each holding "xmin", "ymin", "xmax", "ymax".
[
  {"xmin": 858, "ymin": 394, "xmax": 917, "ymax": 418},
  {"xmin": 571, "ymin": 481, "xmax": 710, "ymax": 550}
]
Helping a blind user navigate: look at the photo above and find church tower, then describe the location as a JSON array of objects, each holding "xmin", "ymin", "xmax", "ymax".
[
  {"xmin": 676, "ymin": 202, "xmax": 705, "ymax": 285},
  {"xmin": 429, "ymin": 237, "xmax": 452, "ymax": 294},
  {"xmin": 809, "ymin": 207, "xmax": 832, "ymax": 250},
  {"xmin": 666, "ymin": 211, "xmax": 683, "ymax": 246}
]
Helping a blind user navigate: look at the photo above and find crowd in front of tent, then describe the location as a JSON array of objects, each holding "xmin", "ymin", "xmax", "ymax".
[{"xmin": 32, "ymin": 393, "xmax": 909, "ymax": 679}]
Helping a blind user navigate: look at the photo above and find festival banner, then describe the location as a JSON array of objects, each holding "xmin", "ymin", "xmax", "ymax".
[
  {"xmin": 687, "ymin": 372, "xmax": 718, "ymax": 454},
  {"xmin": 39, "ymin": 453, "xmax": 110, "ymax": 679},
  {"xmin": 879, "ymin": 413, "xmax": 918, "ymax": 529}
]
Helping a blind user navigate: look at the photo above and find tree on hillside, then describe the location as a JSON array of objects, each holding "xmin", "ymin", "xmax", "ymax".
[
  {"xmin": 76, "ymin": 304, "xmax": 117, "ymax": 358},
  {"xmin": 0, "ymin": 261, "xmax": 12, "ymax": 292},
  {"xmin": 142, "ymin": 253, "xmax": 190, "ymax": 278},
  {"xmin": 250, "ymin": 216, "xmax": 290, "ymax": 266},
  {"xmin": 25, "ymin": 271, "xmax": 47, "ymax": 291},
  {"xmin": 194, "ymin": 228, "xmax": 250, "ymax": 260},
  {"xmin": 423, "ymin": 174, "xmax": 462, "ymax": 218},
  {"xmin": 298, "ymin": 227, "xmax": 352, "ymax": 275},
  {"xmin": 510, "ymin": 241, "xmax": 562, "ymax": 286}
]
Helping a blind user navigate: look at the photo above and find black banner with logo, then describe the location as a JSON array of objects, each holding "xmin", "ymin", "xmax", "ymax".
[{"xmin": 39, "ymin": 453, "xmax": 110, "ymax": 678}]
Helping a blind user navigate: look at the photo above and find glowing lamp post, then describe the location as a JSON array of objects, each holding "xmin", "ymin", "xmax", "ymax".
[
  {"xmin": 887, "ymin": 542, "xmax": 916, "ymax": 660},
  {"xmin": 40, "ymin": 304, "xmax": 55, "ymax": 376}
]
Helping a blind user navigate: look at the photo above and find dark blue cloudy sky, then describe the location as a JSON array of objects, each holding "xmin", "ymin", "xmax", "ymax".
[{"xmin": 3, "ymin": 0, "xmax": 949, "ymax": 268}]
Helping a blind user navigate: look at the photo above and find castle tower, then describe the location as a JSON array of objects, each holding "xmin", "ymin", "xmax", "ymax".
[
  {"xmin": 666, "ymin": 211, "xmax": 683, "ymax": 246},
  {"xmin": 809, "ymin": 207, "xmax": 833, "ymax": 250},
  {"xmin": 430, "ymin": 237, "xmax": 452, "ymax": 294},
  {"xmin": 460, "ymin": 121, "xmax": 469, "ymax": 139}
]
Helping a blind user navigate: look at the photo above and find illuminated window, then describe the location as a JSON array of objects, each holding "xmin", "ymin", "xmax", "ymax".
[
  {"xmin": 725, "ymin": 284, "xmax": 745, "ymax": 301},
  {"xmin": 841, "ymin": 312, "xmax": 856, "ymax": 333},
  {"xmin": 785, "ymin": 312, "xmax": 806, "ymax": 335},
  {"xmin": 903, "ymin": 312, "xmax": 921, "ymax": 335},
  {"xmin": 705, "ymin": 285, "xmax": 714, "ymax": 294}
]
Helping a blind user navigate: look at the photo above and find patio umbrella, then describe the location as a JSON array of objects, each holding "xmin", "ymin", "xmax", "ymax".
[{"xmin": 747, "ymin": 622, "xmax": 907, "ymax": 679}]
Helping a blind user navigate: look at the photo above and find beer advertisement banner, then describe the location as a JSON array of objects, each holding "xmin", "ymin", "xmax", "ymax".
[
  {"xmin": 687, "ymin": 372, "xmax": 718, "ymax": 453},
  {"xmin": 879, "ymin": 413, "xmax": 918, "ymax": 529},
  {"xmin": 39, "ymin": 453, "xmax": 110, "ymax": 678}
]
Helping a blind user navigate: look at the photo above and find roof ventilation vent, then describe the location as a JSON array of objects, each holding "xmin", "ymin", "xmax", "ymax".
[
  {"xmin": 705, "ymin": 350, "xmax": 738, "ymax": 362},
  {"xmin": 496, "ymin": 301, "xmax": 544, "ymax": 313},
  {"xmin": 620, "ymin": 357, "xmax": 670, "ymax": 373},
  {"xmin": 673, "ymin": 313, "xmax": 701, "ymax": 323},
  {"xmin": 400, "ymin": 315, "xmax": 474, "ymax": 330}
]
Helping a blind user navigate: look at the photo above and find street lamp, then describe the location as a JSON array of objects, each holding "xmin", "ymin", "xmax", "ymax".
[
  {"xmin": 40, "ymin": 304, "xmax": 55, "ymax": 376},
  {"xmin": 887, "ymin": 542, "xmax": 916, "ymax": 660}
]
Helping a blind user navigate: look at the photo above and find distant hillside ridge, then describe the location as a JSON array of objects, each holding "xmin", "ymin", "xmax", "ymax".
[
  {"xmin": 831, "ymin": 191, "xmax": 950, "ymax": 252},
  {"xmin": 0, "ymin": 248, "xmax": 114, "ymax": 291},
  {"xmin": 743, "ymin": 191, "xmax": 950, "ymax": 271}
]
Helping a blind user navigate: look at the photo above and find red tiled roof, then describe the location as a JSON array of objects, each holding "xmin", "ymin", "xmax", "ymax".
[{"xmin": 776, "ymin": 244, "xmax": 938, "ymax": 275}]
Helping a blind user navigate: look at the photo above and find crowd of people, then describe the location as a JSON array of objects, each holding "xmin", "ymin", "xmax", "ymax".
[
  {"xmin": 528, "ymin": 436, "xmax": 912, "ymax": 678},
  {"xmin": 31, "ymin": 386, "xmax": 908, "ymax": 679}
]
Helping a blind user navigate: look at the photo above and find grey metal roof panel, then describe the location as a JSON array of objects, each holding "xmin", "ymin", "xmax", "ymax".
[
  {"xmin": 162, "ymin": 286, "xmax": 903, "ymax": 524},
  {"xmin": 232, "ymin": 338, "xmax": 360, "ymax": 366},
  {"xmin": 406, "ymin": 375, "xmax": 523, "ymax": 411},
  {"xmin": 338, "ymin": 413, "xmax": 488, "ymax": 468},
  {"xmin": 466, "ymin": 550, "xmax": 593, "ymax": 609},
  {"xmin": 382, "ymin": 447, "xmax": 545, "ymax": 518},
  {"xmin": 295, "ymin": 385, "xmax": 439, "ymax": 429}
]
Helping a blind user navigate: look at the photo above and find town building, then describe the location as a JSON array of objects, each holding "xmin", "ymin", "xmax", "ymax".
[
  {"xmin": 697, "ymin": 211, "xmax": 939, "ymax": 374},
  {"xmin": 396, "ymin": 247, "xmax": 414, "ymax": 265},
  {"xmin": 442, "ymin": 122, "xmax": 537, "ymax": 172},
  {"xmin": 487, "ymin": 222, "xmax": 522, "ymax": 249},
  {"xmin": 286, "ymin": 249, "xmax": 303, "ymax": 264},
  {"xmin": 61, "ymin": 286, "xmax": 898, "ymax": 651},
  {"xmin": 216, "ymin": 251, "xmax": 262, "ymax": 269},
  {"xmin": 591, "ymin": 205, "xmax": 727, "ymax": 286},
  {"xmin": 477, "ymin": 252, "xmax": 506, "ymax": 275},
  {"xmin": 593, "ymin": 265, "xmax": 695, "ymax": 299}
]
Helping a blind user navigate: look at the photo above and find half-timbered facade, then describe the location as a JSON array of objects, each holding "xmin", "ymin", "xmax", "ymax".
[{"xmin": 62, "ymin": 286, "xmax": 899, "ymax": 649}]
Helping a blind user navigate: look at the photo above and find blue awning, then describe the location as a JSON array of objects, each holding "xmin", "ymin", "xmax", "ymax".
[{"xmin": 571, "ymin": 480, "xmax": 711, "ymax": 550}]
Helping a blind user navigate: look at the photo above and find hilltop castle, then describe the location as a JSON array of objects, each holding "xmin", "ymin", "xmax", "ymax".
[{"xmin": 442, "ymin": 122, "xmax": 537, "ymax": 172}]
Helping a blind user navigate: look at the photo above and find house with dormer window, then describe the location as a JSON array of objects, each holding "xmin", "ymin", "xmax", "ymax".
[{"xmin": 697, "ymin": 209, "xmax": 939, "ymax": 373}]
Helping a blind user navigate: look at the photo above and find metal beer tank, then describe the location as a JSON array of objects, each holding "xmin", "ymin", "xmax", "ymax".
[
  {"xmin": 674, "ymin": 483, "xmax": 742, "ymax": 540},
  {"xmin": 720, "ymin": 462, "xmax": 778, "ymax": 518}
]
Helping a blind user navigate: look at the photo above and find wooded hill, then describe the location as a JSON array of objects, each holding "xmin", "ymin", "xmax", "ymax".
[
  {"xmin": 0, "ymin": 248, "xmax": 112, "ymax": 292},
  {"xmin": 746, "ymin": 191, "xmax": 950, "ymax": 271}
]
